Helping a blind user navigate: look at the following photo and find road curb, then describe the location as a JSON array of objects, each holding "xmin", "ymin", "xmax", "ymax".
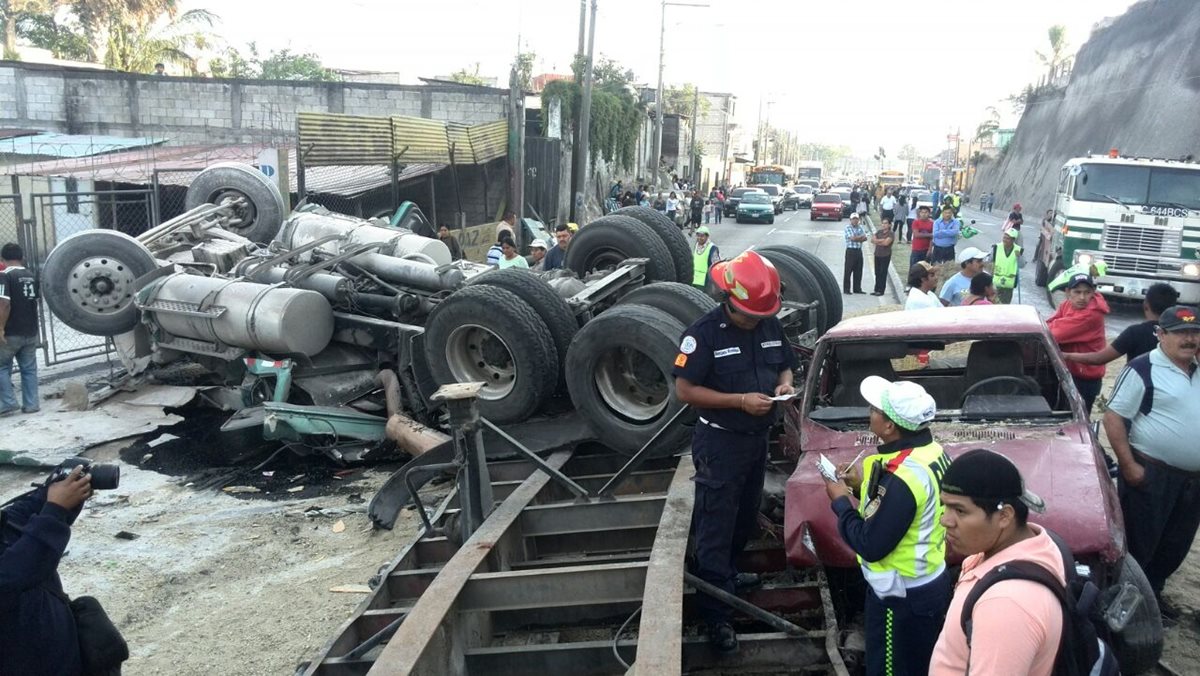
[{"xmin": 887, "ymin": 264, "xmax": 904, "ymax": 305}]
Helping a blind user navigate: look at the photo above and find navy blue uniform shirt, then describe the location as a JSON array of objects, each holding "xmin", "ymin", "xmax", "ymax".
[{"xmin": 672, "ymin": 305, "xmax": 798, "ymax": 434}]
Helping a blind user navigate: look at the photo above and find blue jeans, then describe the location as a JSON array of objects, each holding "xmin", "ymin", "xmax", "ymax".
[{"xmin": 0, "ymin": 334, "xmax": 39, "ymax": 412}]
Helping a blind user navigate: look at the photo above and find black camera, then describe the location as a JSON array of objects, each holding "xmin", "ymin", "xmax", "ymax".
[{"xmin": 48, "ymin": 458, "xmax": 120, "ymax": 491}]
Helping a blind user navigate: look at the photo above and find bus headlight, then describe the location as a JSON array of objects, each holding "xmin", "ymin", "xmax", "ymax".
[
  {"xmin": 1183, "ymin": 263, "xmax": 1200, "ymax": 277},
  {"xmin": 1076, "ymin": 253, "xmax": 1095, "ymax": 266}
]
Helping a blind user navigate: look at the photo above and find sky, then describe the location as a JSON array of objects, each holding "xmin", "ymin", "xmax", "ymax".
[{"xmin": 187, "ymin": 0, "xmax": 1141, "ymax": 157}]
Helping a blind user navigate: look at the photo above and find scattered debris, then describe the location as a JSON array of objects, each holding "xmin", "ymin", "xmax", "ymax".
[
  {"xmin": 61, "ymin": 381, "xmax": 90, "ymax": 411},
  {"xmin": 329, "ymin": 584, "xmax": 371, "ymax": 594},
  {"xmin": 114, "ymin": 530, "xmax": 140, "ymax": 540},
  {"xmin": 287, "ymin": 486, "xmax": 305, "ymax": 493},
  {"xmin": 332, "ymin": 520, "xmax": 346, "ymax": 533},
  {"xmin": 223, "ymin": 486, "xmax": 261, "ymax": 494}
]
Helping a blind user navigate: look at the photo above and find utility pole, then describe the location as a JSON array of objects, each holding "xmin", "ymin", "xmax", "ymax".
[
  {"xmin": 576, "ymin": 0, "xmax": 587, "ymax": 67},
  {"xmin": 573, "ymin": 0, "xmax": 597, "ymax": 223},
  {"xmin": 508, "ymin": 66, "xmax": 525, "ymax": 246},
  {"xmin": 653, "ymin": 1, "xmax": 708, "ymax": 184},
  {"xmin": 755, "ymin": 97, "xmax": 763, "ymax": 165},
  {"xmin": 689, "ymin": 85, "xmax": 699, "ymax": 182}
]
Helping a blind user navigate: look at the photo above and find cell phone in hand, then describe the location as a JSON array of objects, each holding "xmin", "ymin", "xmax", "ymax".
[{"xmin": 817, "ymin": 454, "xmax": 839, "ymax": 482}]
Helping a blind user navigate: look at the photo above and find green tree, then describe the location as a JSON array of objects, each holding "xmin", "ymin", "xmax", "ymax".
[
  {"xmin": 449, "ymin": 62, "xmax": 486, "ymax": 85},
  {"xmin": 661, "ymin": 83, "xmax": 711, "ymax": 118},
  {"xmin": 208, "ymin": 42, "xmax": 337, "ymax": 81},
  {"xmin": 1035, "ymin": 24, "xmax": 1069, "ymax": 71},
  {"xmin": 2, "ymin": 0, "xmax": 62, "ymax": 59},
  {"xmin": 101, "ymin": 7, "xmax": 215, "ymax": 73},
  {"xmin": 514, "ymin": 50, "xmax": 535, "ymax": 91},
  {"xmin": 974, "ymin": 106, "xmax": 1000, "ymax": 143}
]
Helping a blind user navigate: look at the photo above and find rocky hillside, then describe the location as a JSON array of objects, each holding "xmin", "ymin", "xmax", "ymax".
[{"xmin": 974, "ymin": 0, "xmax": 1200, "ymax": 213}]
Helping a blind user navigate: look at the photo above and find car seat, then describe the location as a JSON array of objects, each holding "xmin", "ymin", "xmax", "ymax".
[
  {"xmin": 959, "ymin": 340, "xmax": 1039, "ymax": 405},
  {"xmin": 830, "ymin": 343, "xmax": 904, "ymax": 406}
]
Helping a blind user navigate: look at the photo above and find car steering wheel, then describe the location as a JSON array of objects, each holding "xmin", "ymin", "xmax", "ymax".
[{"xmin": 962, "ymin": 376, "xmax": 1040, "ymax": 399}]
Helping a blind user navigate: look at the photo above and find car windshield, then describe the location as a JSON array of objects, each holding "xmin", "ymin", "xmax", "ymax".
[
  {"xmin": 793, "ymin": 186, "xmax": 814, "ymax": 194},
  {"xmin": 807, "ymin": 336, "xmax": 1073, "ymax": 430},
  {"xmin": 1074, "ymin": 163, "xmax": 1200, "ymax": 210},
  {"xmin": 731, "ymin": 188, "xmax": 759, "ymax": 198},
  {"xmin": 836, "ymin": 191, "xmax": 851, "ymax": 200},
  {"xmin": 912, "ymin": 191, "xmax": 932, "ymax": 201},
  {"xmin": 742, "ymin": 193, "xmax": 771, "ymax": 204},
  {"xmin": 814, "ymin": 193, "xmax": 840, "ymax": 203},
  {"xmin": 756, "ymin": 185, "xmax": 781, "ymax": 196}
]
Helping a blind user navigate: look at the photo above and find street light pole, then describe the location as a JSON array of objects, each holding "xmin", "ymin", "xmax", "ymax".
[
  {"xmin": 653, "ymin": 1, "xmax": 708, "ymax": 184},
  {"xmin": 574, "ymin": 0, "xmax": 597, "ymax": 222}
]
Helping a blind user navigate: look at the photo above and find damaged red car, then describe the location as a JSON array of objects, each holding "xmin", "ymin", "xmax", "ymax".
[{"xmin": 781, "ymin": 305, "xmax": 1163, "ymax": 674}]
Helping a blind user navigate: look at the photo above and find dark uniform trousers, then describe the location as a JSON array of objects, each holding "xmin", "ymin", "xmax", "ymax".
[
  {"xmin": 690, "ymin": 422, "xmax": 768, "ymax": 624},
  {"xmin": 1118, "ymin": 457, "xmax": 1200, "ymax": 597},
  {"xmin": 864, "ymin": 573, "xmax": 952, "ymax": 676}
]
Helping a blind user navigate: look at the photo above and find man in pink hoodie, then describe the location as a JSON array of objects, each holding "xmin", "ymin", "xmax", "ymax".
[
  {"xmin": 930, "ymin": 449, "xmax": 1061, "ymax": 676},
  {"xmin": 1047, "ymin": 273, "xmax": 1110, "ymax": 415}
]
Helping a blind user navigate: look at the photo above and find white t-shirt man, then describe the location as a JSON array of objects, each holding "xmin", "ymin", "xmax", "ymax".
[
  {"xmin": 906, "ymin": 287, "xmax": 942, "ymax": 310},
  {"xmin": 880, "ymin": 195, "xmax": 897, "ymax": 211}
]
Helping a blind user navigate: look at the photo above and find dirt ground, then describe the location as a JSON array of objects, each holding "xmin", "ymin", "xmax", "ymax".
[{"xmin": 0, "ymin": 439, "xmax": 429, "ymax": 675}]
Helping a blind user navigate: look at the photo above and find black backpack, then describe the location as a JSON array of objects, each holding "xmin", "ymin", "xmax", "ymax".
[{"xmin": 960, "ymin": 530, "xmax": 1119, "ymax": 676}]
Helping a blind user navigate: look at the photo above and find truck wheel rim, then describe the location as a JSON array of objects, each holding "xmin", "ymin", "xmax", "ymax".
[
  {"xmin": 594, "ymin": 346, "xmax": 668, "ymax": 421},
  {"xmin": 446, "ymin": 324, "xmax": 515, "ymax": 400},
  {"xmin": 211, "ymin": 189, "xmax": 258, "ymax": 234},
  {"xmin": 68, "ymin": 256, "xmax": 136, "ymax": 316},
  {"xmin": 584, "ymin": 248, "xmax": 628, "ymax": 274}
]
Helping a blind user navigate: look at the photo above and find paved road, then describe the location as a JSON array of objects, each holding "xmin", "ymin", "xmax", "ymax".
[
  {"xmin": 693, "ymin": 206, "xmax": 902, "ymax": 316},
  {"xmin": 957, "ymin": 204, "xmax": 1143, "ymax": 339}
]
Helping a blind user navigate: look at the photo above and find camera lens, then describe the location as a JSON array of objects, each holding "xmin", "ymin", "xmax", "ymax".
[{"xmin": 88, "ymin": 465, "xmax": 120, "ymax": 490}]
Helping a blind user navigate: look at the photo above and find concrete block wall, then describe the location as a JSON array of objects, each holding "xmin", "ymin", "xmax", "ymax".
[{"xmin": 0, "ymin": 61, "xmax": 508, "ymax": 144}]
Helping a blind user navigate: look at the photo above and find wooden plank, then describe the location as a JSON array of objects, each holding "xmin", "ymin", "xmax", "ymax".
[
  {"xmin": 629, "ymin": 456, "xmax": 695, "ymax": 676},
  {"xmin": 367, "ymin": 451, "xmax": 573, "ymax": 676}
]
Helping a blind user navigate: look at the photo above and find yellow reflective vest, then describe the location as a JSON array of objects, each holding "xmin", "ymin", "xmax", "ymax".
[
  {"xmin": 693, "ymin": 242, "xmax": 715, "ymax": 286},
  {"xmin": 992, "ymin": 243, "xmax": 1022, "ymax": 290},
  {"xmin": 857, "ymin": 440, "xmax": 951, "ymax": 596}
]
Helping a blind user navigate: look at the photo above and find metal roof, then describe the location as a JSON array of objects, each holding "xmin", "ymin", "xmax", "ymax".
[
  {"xmin": 0, "ymin": 132, "xmax": 165, "ymax": 158},
  {"xmin": 1, "ymin": 144, "xmax": 445, "ymax": 197}
]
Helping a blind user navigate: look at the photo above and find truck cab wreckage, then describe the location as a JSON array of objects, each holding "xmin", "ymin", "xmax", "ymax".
[{"xmin": 42, "ymin": 162, "xmax": 854, "ymax": 674}]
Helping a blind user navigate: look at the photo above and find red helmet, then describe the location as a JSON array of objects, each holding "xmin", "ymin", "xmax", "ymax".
[{"xmin": 710, "ymin": 250, "xmax": 782, "ymax": 317}]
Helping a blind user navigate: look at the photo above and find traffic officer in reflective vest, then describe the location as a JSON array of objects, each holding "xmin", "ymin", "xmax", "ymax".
[
  {"xmin": 691, "ymin": 226, "xmax": 720, "ymax": 289},
  {"xmin": 822, "ymin": 376, "xmax": 952, "ymax": 676},
  {"xmin": 673, "ymin": 250, "xmax": 798, "ymax": 654},
  {"xmin": 991, "ymin": 227, "xmax": 1022, "ymax": 304}
]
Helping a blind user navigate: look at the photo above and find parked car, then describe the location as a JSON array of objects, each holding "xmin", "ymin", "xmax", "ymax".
[
  {"xmin": 808, "ymin": 193, "xmax": 844, "ymax": 221},
  {"xmin": 790, "ymin": 185, "xmax": 815, "ymax": 208},
  {"xmin": 723, "ymin": 187, "xmax": 765, "ymax": 217},
  {"xmin": 781, "ymin": 305, "xmax": 1164, "ymax": 675},
  {"xmin": 735, "ymin": 192, "xmax": 775, "ymax": 224},
  {"xmin": 753, "ymin": 184, "xmax": 785, "ymax": 214},
  {"xmin": 834, "ymin": 190, "xmax": 854, "ymax": 217},
  {"xmin": 911, "ymin": 189, "xmax": 935, "ymax": 215},
  {"xmin": 780, "ymin": 189, "xmax": 803, "ymax": 211}
]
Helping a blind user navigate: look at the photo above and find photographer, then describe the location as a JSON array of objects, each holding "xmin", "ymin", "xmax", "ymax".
[{"xmin": 1, "ymin": 465, "xmax": 124, "ymax": 675}]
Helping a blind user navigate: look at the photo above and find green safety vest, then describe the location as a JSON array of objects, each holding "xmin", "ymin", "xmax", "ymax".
[
  {"xmin": 693, "ymin": 242, "xmax": 715, "ymax": 286},
  {"xmin": 858, "ymin": 441, "xmax": 951, "ymax": 581},
  {"xmin": 992, "ymin": 243, "xmax": 1022, "ymax": 289},
  {"xmin": 1049, "ymin": 260, "xmax": 1109, "ymax": 292},
  {"xmin": 951, "ymin": 195, "xmax": 961, "ymax": 209}
]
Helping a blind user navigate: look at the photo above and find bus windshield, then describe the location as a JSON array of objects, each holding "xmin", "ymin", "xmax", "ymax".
[{"xmin": 1074, "ymin": 164, "xmax": 1200, "ymax": 211}]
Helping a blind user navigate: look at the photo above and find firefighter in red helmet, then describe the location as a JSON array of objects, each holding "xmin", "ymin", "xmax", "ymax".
[{"xmin": 672, "ymin": 249, "xmax": 797, "ymax": 653}]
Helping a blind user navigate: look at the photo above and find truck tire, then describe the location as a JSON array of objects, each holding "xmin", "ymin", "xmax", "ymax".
[
  {"xmin": 185, "ymin": 162, "xmax": 288, "ymax": 244},
  {"xmin": 1110, "ymin": 556, "xmax": 1164, "ymax": 675},
  {"xmin": 758, "ymin": 245, "xmax": 843, "ymax": 328},
  {"xmin": 756, "ymin": 248, "xmax": 829, "ymax": 335},
  {"xmin": 616, "ymin": 282, "xmax": 716, "ymax": 328},
  {"xmin": 467, "ymin": 268, "xmax": 578, "ymax": 392},
  {"xmin": 567, "ymin": 215, "xmax": 676, "ymax": 283},
  {"xmin": 566, "ymin": 304, "xmax": 690, "ymax": 456},
  {"xmin": 612, "ymin": 206, "xmax": 693, "ymax": 285},
  {"xmin": 41, "ymin": 230, "xmax": 159, "ymax": 336},
  {"xmin": 424, "ymin": 286, "xmax": 556, "ymax": 424}
]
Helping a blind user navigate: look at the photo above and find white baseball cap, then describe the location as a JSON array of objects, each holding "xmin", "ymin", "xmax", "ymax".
[
  {"xmin": 1003, "ymin": 227, "xmax": 1020, "ymax": 240},
  {"xmin": 956, "ymin": 246, "xmax": 989, "ymax": 264},
  {"xmin": 859, "ymin": 376, "xmax": 936, "ymax": 431},
  {"xmin": 530, "ymin": 239, "xmax": 548, "ymax": 249}
]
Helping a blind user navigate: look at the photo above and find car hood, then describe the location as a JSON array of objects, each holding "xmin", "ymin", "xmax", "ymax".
[{"xmin": 784, "ymin": 422, "xmax": 1124, "ymax": 569}]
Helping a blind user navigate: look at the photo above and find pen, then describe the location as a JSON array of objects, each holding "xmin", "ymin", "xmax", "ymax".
[{"xmin": 837, "ymin": 447, "xmax": 870, "ymax": 478}]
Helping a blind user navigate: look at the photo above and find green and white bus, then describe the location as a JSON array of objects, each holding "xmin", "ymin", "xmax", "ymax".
[{"xmin": 1035, "ymin": 154, "xmax": 1200, "ymax": 303}]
